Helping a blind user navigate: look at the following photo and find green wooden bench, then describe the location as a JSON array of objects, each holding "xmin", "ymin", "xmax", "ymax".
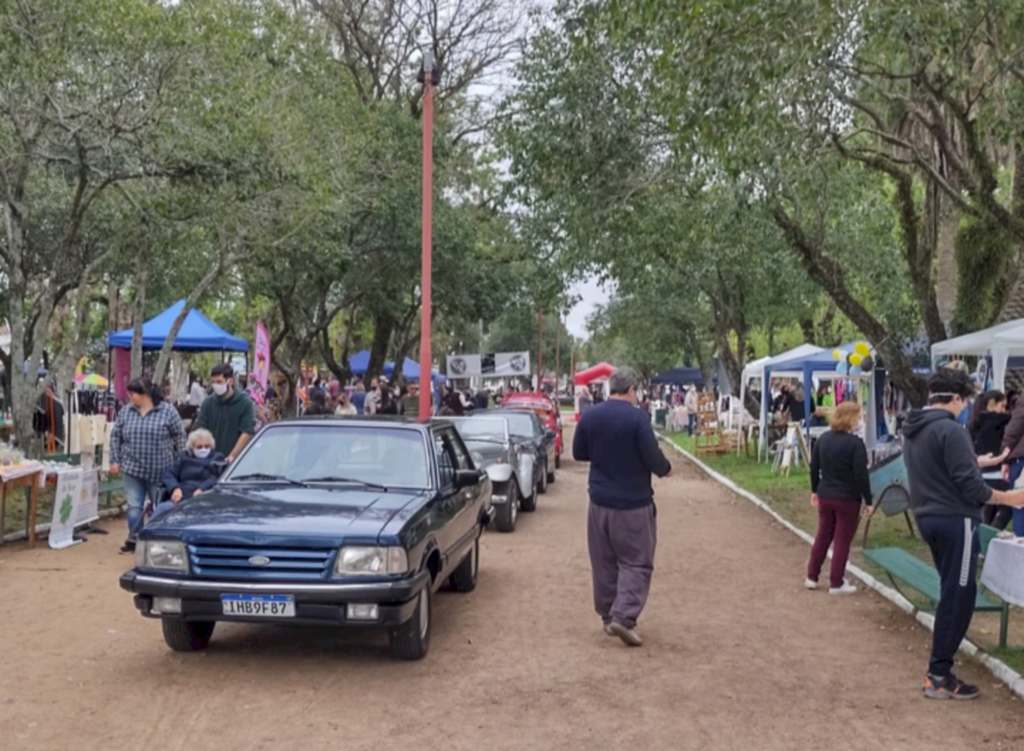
[
  {"xmin": 863, "ymin": 523, "xmax": 1011, "ymax": 648},
  {"xmin": 99, "ymin": 478, "xmax": 125, "ymax": 508}
]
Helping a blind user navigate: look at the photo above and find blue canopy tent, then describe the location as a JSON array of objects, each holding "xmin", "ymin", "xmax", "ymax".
[
  {"xmin": 108, "ymin": 300, "xmax": 249, "ymax": 351},
  {"xmin": 347, "ymin": 350, "xmax": 394, "ymax": 377},
  {"xmin": 650, "ymin": 367, "xmax": 704, "ymax": 386},
  {"xmin": 764, "ymin": 342, "xmax": 882, "ymax": 455},
  {"xmin": 401, "ymin": 358, "xmax": 446, "ymax": 383}
]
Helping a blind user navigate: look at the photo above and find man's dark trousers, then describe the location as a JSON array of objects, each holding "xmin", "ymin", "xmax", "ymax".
[
  {"xmin": 587, "ymin": 502, "xmax": 657, "ymax": 629},
  {"xmin": 916, "ymin": 514, "xmax": 979, "ymax": 677}
]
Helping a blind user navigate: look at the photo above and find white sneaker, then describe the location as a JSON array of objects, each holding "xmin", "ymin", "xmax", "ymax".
[
  {"xmin": 829, "ymin": 582, "xmax": 858, "ymax": 595},
  {"xmin": 804, "ymin": 578, "xmax": 818, "ymax": 590}
]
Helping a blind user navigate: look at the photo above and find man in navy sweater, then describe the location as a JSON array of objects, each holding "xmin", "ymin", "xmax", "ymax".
[{"xmin": 573, "ymin": 366, "xmax": 672, "ymax": 647}]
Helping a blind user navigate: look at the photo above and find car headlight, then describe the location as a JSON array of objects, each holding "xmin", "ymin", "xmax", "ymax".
[
  {"xmin": 135, "ymin": 540, "xmax": 189, "ymax": 572},
  {"xmin": 334, "ymin": 546, "xmax": 408, "ymax": 576}
]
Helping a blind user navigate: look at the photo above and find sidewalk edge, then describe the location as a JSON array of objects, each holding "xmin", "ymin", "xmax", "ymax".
[{"xmin": 658, "ymin": 433, "xmax": 1024, "ymax": 699}]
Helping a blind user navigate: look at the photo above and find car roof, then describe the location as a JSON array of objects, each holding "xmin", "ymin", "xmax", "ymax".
[{"xmin": 269, "ymin": 416, "xmax": 456, "ymax": 433}]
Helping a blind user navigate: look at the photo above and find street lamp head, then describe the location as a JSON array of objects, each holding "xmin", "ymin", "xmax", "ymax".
[{"xmin": 417, "ymin": 49, "xmax": 441, "ymax": 86}]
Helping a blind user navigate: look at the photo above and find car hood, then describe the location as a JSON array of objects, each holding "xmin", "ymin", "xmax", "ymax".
[
  {"xmin": 143, "ymin": 486, "xmax": 429, "ymax": 547},
  {"xmin": 464, "ymin": 440, "xmax": 507, "ymax": 466}
]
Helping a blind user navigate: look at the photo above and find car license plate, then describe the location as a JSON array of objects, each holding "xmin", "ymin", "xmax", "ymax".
[{"xmin": 221, "ymin": 594, "xmax": 295, "ymax": 617}]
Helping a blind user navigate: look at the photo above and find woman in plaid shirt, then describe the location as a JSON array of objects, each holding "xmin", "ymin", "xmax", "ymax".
[{"xmin": 110, "ymin": 378, "xmax": 185, "ymax": 552}]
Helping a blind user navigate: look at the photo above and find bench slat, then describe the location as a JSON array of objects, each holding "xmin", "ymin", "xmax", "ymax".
[{"xmin": 863, "ymin": 547, "xmax": 1001, "ymax": 611}]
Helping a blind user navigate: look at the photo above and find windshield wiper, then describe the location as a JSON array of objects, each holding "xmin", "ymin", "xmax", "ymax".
[
  {"xmin": 229, "ymin": 472, "xmax": 306, "ymax": 486},
  {"xmin": 465, "ymin": 437, "xmax": 505, "ymax": 444},
  {"xmin": 301, "ymin": 476, "xmax": 389, "ymax": 492}
]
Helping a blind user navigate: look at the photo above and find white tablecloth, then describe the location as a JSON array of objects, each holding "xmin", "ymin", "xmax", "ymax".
[{"xmin": 981, "ymin": 537, "xmax": 1024, "ymax": 607}]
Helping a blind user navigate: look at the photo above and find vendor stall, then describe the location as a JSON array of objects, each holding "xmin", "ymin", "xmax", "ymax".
[
  {"xmin": 765, "ymin": 343, "xmax": 884, "ymax": 456},
  {"xmin": 107, "ymin": 300, "xmax": 250, "ymax": 399},
  {"xmin": 930, "ymin": 317, "xmax": 1024, "ymax": 390}
]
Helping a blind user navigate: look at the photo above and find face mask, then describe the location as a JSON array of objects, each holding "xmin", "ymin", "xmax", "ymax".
[
  {"xmin": 194, "ymin": 448, "xmax": 212, "ymax": 459},
  {"xmin": 212, "ymin": 383, "xmax": 229, "ymax": 396}
]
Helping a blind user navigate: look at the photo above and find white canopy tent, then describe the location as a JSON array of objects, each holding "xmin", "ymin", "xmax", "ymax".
[
  {"xmin": 735, "ymin": 344, "xmax": 824, "ymax": 456},
  {"xmin": 931, "ymin": 318, "xmax": 1024, "ymax": 390}
]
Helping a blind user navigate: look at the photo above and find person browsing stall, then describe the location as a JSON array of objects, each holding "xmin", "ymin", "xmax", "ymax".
[
  {"xmin": 903, "ymin": 368, "xmax": 1024, "ymax": 700},
  {"xmin": 805, "ymin": 402, "xmax": 874, "ymax": 595},
  {"xmin": 968, "ymin": 390, "xmax": 1012, "ymax": 529},
  {"xmin": 193, "ymin": 363, "xmax": 256, "ymax": 463}
]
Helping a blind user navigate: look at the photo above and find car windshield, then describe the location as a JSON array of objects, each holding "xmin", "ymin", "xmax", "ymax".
[
  {"xmin": 225, "ymin": 424, "xmax": 430, "ymax": 489},
  {"xmin": 452, "ymin": 418, "xmax": 507, "ymax": 441},
  {"xmin": 493, "ymin": 412, "xmax": 535, "ymax": 438}
]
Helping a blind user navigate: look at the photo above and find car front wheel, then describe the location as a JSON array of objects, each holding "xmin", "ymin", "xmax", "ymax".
[
  {"xmin": 389, "ymin": 587, "xmax": 431, "ymax": 661},
  {"xmin": 494, "ymin": 482, "xmax": 519, "ymax": 532},
  {"xmin": 538, "ymin": 463, "xmax": 549, "ymax": 494},
  {"xmin": 448, "ymin": 536, "xmax": 480, "ymax": 592},
  {"xmin": 162, "ymin": 619, "xmax": 216, "ymax": 652}
]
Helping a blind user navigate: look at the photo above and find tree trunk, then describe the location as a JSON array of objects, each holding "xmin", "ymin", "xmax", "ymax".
[
  {"xmin": 130, "ymin": 259, "xmax": 148, "ymax": 380},
  {"xmin": 367, "ymin": 311, "xmax": 394, "ymax": 381},
  {"xmin": 770, "ymin": 203, "xmax": 928, "ymax": 406},
  {"xmin": 152, "ymin": 254, "xmax": 235, "ymax": 384},
  {"xmin": 935, "ymin": 199, "xmax": 960, "ymax": 325}
]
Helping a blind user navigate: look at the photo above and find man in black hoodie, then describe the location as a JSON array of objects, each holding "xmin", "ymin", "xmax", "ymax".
[{"xmin": 903, "ymin": 368, "xmax": 1024, "ymax": 700}]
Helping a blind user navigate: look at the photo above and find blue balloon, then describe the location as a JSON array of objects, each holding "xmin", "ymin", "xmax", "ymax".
[
  {"xmin": 836, "ymin": 361, "xmax": 849, "ymax": 375},
  {"xmin": 850, "ymin": 365, "xmax": 863, "ymax": 376}
]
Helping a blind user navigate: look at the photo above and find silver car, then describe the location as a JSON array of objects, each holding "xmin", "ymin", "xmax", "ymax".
[{"xmin": 449, "ymin": 416, "xmax": 539, "ymax": 533}]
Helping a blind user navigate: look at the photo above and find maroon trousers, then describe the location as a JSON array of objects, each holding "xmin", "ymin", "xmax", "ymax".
[{"xmin": 807, "ymin": 499, "xmax": 861, "ymax": 589}]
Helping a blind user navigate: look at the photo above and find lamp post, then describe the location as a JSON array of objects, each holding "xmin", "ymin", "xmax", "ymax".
[{"xmin": 418, "ymin": 51, "xmax": 440, "ymax": 420}]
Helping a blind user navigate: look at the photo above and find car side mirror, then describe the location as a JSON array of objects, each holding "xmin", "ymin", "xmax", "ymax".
[
  {"xmin": 545, "ymin": 430, "xmax": 556, "ymax": 441},
  {"xmin": 209, "ymin": 461, "xmax": 229, "ymax": 478},
  {"xmin": 456, "ymin": 469, "xmax": 484, "ymax": 489}
]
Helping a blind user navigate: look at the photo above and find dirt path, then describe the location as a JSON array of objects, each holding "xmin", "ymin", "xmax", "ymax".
[{"xmin": 1, "ymin": 436, "xmax": 1021, "ymax": 750}]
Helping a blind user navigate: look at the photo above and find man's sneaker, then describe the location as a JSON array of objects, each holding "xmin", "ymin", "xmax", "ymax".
[
  {"xmin": 608, "ymin": 622, "xmax": 643, "ymax": 647},
  {"xmin": 804, "ymin": 578, "xmax": 818, "ymax": 590},
  {"xmin": 829, "ymin": 582, "xmax": 858, "ymax": 595},
  {"xmin": 119, "ymin": 541, "xmax": 136, "ymax": 555},
  {"xmin": 923, "ymin": 673, "xmax": 980, "ymax": 700},
  {"xmin": 603, "ymin": 622, "xmax": 615, "ymax": 636}
]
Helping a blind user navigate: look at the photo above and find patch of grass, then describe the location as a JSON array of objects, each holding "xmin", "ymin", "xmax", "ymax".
[{"xmin": 989, "ymin": 647, "xmax": 1024, "ymax": 675}]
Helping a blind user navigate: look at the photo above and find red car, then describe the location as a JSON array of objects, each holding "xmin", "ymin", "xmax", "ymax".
[{"xmin": 500, "ymin": 392, "xmax": 563, "ymax": 467}]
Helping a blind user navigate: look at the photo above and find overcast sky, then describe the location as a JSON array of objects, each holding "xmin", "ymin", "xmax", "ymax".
[{"xmin": 565, "ymin": 277, "xmax": 610, "ymax": 339}]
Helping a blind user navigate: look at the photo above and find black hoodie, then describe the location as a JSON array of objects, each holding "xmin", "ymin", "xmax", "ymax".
[{"xmin": 903, "ymin": 409, "xmax": 992, "ymax": 520}]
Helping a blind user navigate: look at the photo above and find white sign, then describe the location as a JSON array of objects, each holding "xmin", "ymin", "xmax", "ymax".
[
  {"xmin": 75, "ymin": 470, "xmax": 100, "ymax": 527},
  {"xmin": 49, "ymin": 470, "xmax": 84, "ymax": 550},
  {"xmin": 447, "ymin": 352, "xmax": 531, "ymax": 378}
]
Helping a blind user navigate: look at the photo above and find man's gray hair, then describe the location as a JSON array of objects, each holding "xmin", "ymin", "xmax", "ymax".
[{"xmin": 608, "ymin": 367, "xmax": 641, "ymax": 395}]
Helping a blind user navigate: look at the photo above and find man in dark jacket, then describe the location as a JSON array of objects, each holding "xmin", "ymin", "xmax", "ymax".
[
  {"xmin": 903, "ymin": 368, "xmax": 1024, "ymax": 700},
  {"xmin": 573, "ymin": 366, "xmax": 672, "ymax": 647}
]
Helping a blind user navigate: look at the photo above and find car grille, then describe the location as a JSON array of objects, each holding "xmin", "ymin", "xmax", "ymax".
[{"xmin": 187, "ymin": 544, "xmax": 335, "ymax": 581}]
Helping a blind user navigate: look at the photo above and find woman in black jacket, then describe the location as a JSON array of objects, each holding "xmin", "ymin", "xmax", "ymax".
[
  {"xmin": 806, "ymin": 402, "xmax": 874, "ymax": 595},
  {"xmin": 969, "ymin": 390, "xmax": 1012, "ymax": 529}
]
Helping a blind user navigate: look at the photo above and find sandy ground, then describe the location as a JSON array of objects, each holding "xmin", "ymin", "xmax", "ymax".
[{"xmin": 1, "ymin": 432, "xmax": 1022, "ymax": 751}]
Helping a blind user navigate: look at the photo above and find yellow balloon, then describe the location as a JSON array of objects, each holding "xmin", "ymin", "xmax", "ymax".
[
  {"xmin": 849, "ymin": 353, "xmax": 864, "ymax": 366},
  {"xmin": 833, "ymin": 349, "xmax": 843, "ymax": 360},
  {"xmin": 855, "ymin": 342, "xmax": 871, "ymax": 357}
]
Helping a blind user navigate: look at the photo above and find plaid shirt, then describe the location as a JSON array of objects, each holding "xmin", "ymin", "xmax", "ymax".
[{"xmin": 110, "ymin": 402, "xmax": 185, "ymax": 482}]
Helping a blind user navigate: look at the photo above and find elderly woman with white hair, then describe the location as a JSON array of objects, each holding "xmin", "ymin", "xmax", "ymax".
[{"xmin": 149, "ymin": 429, "xmax": 226, "ymax": 523}]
